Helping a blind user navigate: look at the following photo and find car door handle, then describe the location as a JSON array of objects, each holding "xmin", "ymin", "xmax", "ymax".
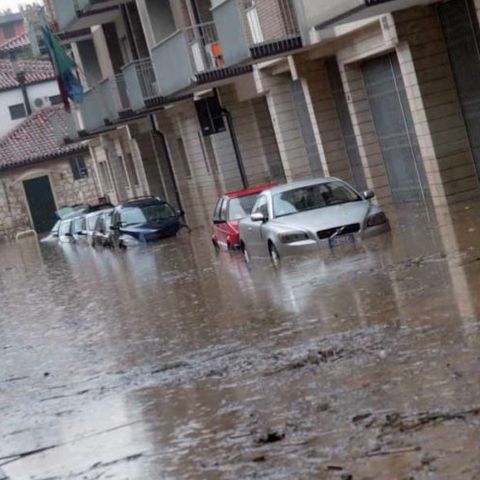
[{"xmin": 248, "ymin": 227, "xmax": 253, "ymax": 231}]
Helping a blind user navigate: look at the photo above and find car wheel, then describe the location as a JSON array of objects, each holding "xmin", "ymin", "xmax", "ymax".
[
  {"xmin": 269, "ymin": 243, "xmax": 281, "ymax": 268},
  {"xmin": 242, "ymin": 243, "xmax": 251, "ymax": 264}
]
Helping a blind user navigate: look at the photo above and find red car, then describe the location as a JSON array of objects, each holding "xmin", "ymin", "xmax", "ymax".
[{"xmin": 212, "ymin": 185, "xmax": 273, "ymax": 250}]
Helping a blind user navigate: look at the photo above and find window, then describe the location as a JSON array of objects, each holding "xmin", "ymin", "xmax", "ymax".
[
  {"xmin": 72, "ymin": 217, "xmax": 85, "ymax": 234},
  {"xmin": 69, "ymin": 156, "xmax": 88, "ymax": 180},
  {"xmin": 252, "ymin": 195, "xmax": 269, "ymax": 218},
  {"xmin": 86, "ymin": 213, "xmax": 101, "ymax": 231},
  {"xmin": 3, "ymin": 23, "xmax": 15, "ymax": 40},
  {"xmin": 120, "ymin": 203, "xmax": 175, "ymax": 225},
  {"xmin": 9, "ymin": 103, "xmax": 26, "ymax": 120},
  {"xmin": 228, "ymin": 194, "xmax": 259, "ymax": 221},
  {"xmin": 177, "ymin": 138, "xmax": 192, "ymax": 178},
  {"xmin": 49, "ymin": 95, "xmax": 63, "ymax": 106},
  {"xmin": 59, "ymin": 220, "xmax": 72, "ymax": 236},
  {"xmin": 220, "ymin": 198, "xmax": 228, "ymax": 222},
  {"xmin": 213, "ymin": 198, "xmax": 224, "ymax": 222},
  {"xmin": 95, "ymin": 215, "xmax": 106, "ymax": 233}
]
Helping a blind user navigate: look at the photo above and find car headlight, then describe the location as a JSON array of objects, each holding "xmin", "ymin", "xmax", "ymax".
[
  {"xmin": 367, "ymin": 212, "xmax": 388, "ymax": 227},
  {"xmin": 279, "ymin": 232, "xmax": 309, "ymax": 244}
]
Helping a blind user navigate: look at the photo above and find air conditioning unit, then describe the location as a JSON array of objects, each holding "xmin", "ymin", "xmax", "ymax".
[{"xmin": 33, "ymin": 97, "xmax": 45, "ymax": 109}]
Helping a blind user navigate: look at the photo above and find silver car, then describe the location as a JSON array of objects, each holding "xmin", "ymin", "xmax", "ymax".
[{"xmin": 239, "ymin": 178, "xmax": 390, "ymax": 266}]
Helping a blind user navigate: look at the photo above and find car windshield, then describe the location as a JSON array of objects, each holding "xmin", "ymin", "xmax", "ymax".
[
  {"xmin": 228, "ymin": 194, "xmax": 259, "ymax": 220},
  {"xmin": 120, "ymin": 203, "xmax": 175, "ymax": 225},
  {"xmin": 273, "ymin": 181, "xmax": 361, "ymax": 218}
]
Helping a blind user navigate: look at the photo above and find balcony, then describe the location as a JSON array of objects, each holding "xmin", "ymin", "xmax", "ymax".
[
  {"xmin": 51, "ymin": 0, "xmax": 120, "ymax": 32},
  {"xmin": 296, "ymin": 0, "xmax": 435, "ymax": 38},
  {"xmin": 123, "ymin": 58, "xmax": 161, "ymax": 110},
  {"xmin": 150, "ymin": 22, "xmax": 253, "ymax": 96},
  {"xmin": 212, "ymin": 0, "xmax": 302, "ymax": 67},
  {"xmin": 78, "ymin": 72, "xmax": 132, "ymax": 132},
  {"xmin": 51, "ymin": 0, "xmax": 90, "ymax": 31}
]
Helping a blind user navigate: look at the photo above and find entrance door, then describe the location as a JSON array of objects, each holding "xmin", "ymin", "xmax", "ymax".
[
  {"xmin": 439, "ymin": 0, "xmax": 480, "ymax": 178},
  {"xmin": 362, "ymin": 53, "xmax": 428, "ymax": 203},
  {"xmin": 23, "ymin": 176, "xmax": 57, "ymax": 234}
]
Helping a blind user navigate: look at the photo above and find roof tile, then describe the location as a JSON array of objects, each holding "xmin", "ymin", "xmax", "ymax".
[
  {"xmin": 0, "ymin": 32, "xmax": 30, "ymax": 55},
  {"xmin": 0, "ymin": 58, "xmax": 55, "ymax": 91},
  {"xmin": 0, "ymin": 106, "xmax": 87, "ymax": 171}
]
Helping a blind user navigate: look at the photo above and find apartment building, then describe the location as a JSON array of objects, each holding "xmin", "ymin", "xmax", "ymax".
[{"xmin": 46, "ymin": 0, "xmax": 480, "ymax": 228}]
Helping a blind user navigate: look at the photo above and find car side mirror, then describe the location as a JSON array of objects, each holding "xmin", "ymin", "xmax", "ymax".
[
  {"xmin": 251, "ymin": 212, "xmax": 266, "ymax": 222},
  {"xmin": 363, "ymin": 190, "xmax": 375, "ymax": 200},
  {"xmin": 177, "ymin": 209, "xmax": 185, "ymax": 217}
]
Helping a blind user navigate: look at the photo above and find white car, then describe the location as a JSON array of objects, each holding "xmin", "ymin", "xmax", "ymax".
[{"xmin": 239, "ymin": 177, "xmax": 390, "ymax": 266}]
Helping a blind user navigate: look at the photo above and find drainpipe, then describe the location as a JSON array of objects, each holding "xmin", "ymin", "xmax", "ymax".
[
  {"xmin": 149, "ymin": 115, "xmax": 184, "ymax": 211},
  {"xmin": 16, "ymin": 71, "xmax": 32, "ymax": 116},
  {"xmin": 221, "ymin": 107, "xmax": 248, "ymax": 189}
]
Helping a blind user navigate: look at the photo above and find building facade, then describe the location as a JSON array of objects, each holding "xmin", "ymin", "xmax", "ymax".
[
  {"xmin": 45, "ymin": 0, "xmax": 480, "ymax": 229},
  {"xmin": 0, "ymin": 106, "xmax": 99, "ymax": 239}
]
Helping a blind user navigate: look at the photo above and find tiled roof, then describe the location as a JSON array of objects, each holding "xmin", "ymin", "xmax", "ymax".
[
  {"xmin": 0, "ymin": 32, "xmax": 30, "ymax": 55},
  {"xmin": 0, "ymin": 106, "xmax": 87, "ymax": 171},
  {"xmin": 0, "ymin": 58, "xmax": 55, "ymax": 91}
]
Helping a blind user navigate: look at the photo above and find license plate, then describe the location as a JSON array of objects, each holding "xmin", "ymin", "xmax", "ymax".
[{"xmin": 328, "ymin": 233, "xmax": 356, "ymax": 248}]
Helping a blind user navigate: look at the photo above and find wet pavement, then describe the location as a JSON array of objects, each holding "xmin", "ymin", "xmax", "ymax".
[{"xmin": 1, "ymin": 202, "xmax": 480, "ymax": 479}]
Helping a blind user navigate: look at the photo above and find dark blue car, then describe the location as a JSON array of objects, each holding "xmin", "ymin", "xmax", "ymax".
[{"xmin": 112, "ymin": 198, "xmax": 184, "ymax": 247}]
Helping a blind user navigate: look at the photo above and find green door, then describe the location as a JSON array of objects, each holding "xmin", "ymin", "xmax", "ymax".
[{"xmin": 23, "ymin": 176, "xmax": 57, "ymax": 234}]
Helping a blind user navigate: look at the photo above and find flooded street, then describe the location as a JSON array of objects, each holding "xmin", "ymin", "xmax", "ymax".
[{"xmin": 1, "ymin": 202, "xmax": 480, "ymax": 479}]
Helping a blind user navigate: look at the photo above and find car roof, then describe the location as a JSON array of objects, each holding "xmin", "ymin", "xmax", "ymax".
[
  {"xmin": 85, "ymin": 210, "xmax": 104, "ymax": 219},
  {"xmin": 117, "ymin": 198, "xmax": 167, "ymax": 209},
  {"xmin": 265, "ymin": 177, "xmax": 343, "ymax": 196},
  {"xmin": 224, "ymin": 184, "xmax": 275, "ymax": 199}
]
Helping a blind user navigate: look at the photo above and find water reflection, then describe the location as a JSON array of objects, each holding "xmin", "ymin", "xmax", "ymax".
[{"xmin": 1, "ymin": 201, "xmax": 480, "ymax": 478}]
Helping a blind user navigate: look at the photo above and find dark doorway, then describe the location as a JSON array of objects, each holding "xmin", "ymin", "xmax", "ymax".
[{"xmin": 23, "ymin": 176, "xmax": 57, "ymax": 234}]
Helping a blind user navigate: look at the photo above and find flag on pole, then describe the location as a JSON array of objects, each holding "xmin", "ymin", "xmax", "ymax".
[{"xmin": 42, "ymin": 26, "xmax": 84, "ymax": 111}]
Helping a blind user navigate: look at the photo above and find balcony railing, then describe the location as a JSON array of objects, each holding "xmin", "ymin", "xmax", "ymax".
[
  {"xmin": 78, "ymin": 72, "xmax": 132, "ymax": 132},
  {"xmin": 213, "ymin": 0, "xmax": 302, "ymax": 66},
  {"xmin": 80, "ymin": 87, "xmax": 109, "ymax": 132},
  {"xmin": 150, "ymin": 31, "xmax": 195, "ymax": 97},
  {"xmin": 123, "ymin": 58, "xmax": 160, "ymax": 111},
  {"xmin": 184, "ymin": 22, "xmax": 224, "ymax": 75}
]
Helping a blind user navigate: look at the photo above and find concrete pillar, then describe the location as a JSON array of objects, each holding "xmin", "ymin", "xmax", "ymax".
[
  {"xmin": 338, "ymin": 62, "xmax": 393, "ymax": 203},
  {"xmin": 219, "ymin": 83, "xmax": 284, "ymax": 186},
  {"xmin": 393, "ymin": 6, "xmax": 479, "ymax": 206},
  {"xmin": 257, "ymin": 68, "xmax": 312, "ymax": 181},
  {"xmin": 296, "ymin": 56, "xmax": 354, "ymax": 183}
]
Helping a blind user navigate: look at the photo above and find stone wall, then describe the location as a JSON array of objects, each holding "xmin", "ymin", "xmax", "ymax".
[{"xmin": 0, "ymin": 154, "xmax": 100, "ymax": 240}]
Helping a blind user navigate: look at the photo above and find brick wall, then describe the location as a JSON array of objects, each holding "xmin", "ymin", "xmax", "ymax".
[{"xmin": 394, "ymin": 6, "xmax": 479, "ymax": 205}]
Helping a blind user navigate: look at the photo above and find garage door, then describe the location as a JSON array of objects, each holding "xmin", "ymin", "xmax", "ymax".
[
  {"xmin": 362, "ymin": 53, "xmax": 429, "ymax": 203},
  {"xmin": 439, "ymin": 0, "xmax": 480, "ymax": 178}
]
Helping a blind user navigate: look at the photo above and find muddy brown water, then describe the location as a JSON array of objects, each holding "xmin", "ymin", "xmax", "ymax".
[{"xmin": 1, "ymin": 203, "xmax": 480, "ymax": 479}]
